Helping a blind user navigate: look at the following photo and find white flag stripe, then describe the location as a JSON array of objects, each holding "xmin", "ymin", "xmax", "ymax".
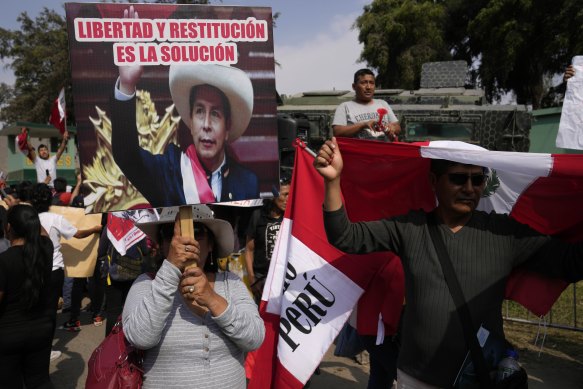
[
  {"xmin": 476, "ymin": 170, "xmax": 539, "ymax": 214},
  {"xmin": 422, "ymin": 141, "xmax": 553, "ymax": 178},
  {"xmin": 275, "ymin": 235, "xmax": 363, "ymax": 384},
  {"xmin": 263, "ymin": 218, "xmax": 292, "ymax": 314},
  {"xmin": 57, "ymin": 87, "xmax": 66, "ymax": 119}
]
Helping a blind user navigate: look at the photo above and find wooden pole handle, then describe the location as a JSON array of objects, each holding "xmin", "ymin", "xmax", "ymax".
[
  {"xmin": 179, "ymin": 206, "xmax": 194, "ymax": 239},
  {"xmin": 179, "ymin": 205, "xmax": 197, "ymax": 269}
]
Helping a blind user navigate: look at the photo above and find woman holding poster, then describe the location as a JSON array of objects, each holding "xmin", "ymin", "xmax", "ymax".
[
  {"xmin": 110, "ymin": 7, "xmax": 259, "ymax": 208},
  {"xmin": 122, "ymin": 205, "xmax": 264, "ymax": 388}
]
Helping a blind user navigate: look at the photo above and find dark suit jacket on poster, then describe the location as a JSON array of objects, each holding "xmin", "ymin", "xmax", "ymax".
[{"xmin": 111, "ymin": 97, "xmax": 259, "ymax": 208}]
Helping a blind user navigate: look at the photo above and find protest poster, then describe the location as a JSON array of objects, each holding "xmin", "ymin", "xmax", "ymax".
[
  {"xmin": 50, "ymin": 205, "xmax": 102, "ymax": 278},
  {"xmin": 65, "ymin": 3, "xmax": 278, "ymax": 213}
]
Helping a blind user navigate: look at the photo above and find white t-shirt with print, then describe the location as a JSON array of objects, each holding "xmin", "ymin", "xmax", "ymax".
[
  {"xmin": 40, "ymin": 212, "xmax": 78, "ymax": 270},
  {"xmin": 34, "ymin": 155, "xmax": 58, "ymax": 186},
  {"xmin": 333, "ymin": 99, "xmax": 398, "ymax": 141}
]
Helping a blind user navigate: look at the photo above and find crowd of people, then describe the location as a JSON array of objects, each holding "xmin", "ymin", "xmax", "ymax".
[{"xmin": 0, "ymin": 64, "xmax": 580, "ymax": 389}]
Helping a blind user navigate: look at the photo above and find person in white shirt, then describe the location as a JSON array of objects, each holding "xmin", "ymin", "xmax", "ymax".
[
  {"xmin": 31, "ymin": 183, "xmax": 101, "ymax": 331},
  {"xmin": 333, "ymin": 68, "xmax": 401, "ymax": 142},
  {"xmin": 24, "ymin": 129, "xmax": 69, "ymax": 187}
]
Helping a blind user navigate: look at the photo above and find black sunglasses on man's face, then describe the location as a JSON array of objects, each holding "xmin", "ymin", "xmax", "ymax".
[{"xmin": 447, "ymin": 173, "xmax": 487, "ymax": 187}]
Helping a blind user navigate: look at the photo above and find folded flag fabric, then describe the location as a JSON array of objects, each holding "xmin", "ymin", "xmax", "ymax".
[{"xmin": 49, "ymin": 87, "xmax": 66, "ymax": 134}]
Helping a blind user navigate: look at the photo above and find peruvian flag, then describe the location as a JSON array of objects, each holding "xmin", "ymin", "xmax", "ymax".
[
  {"xmin": 49, "ymin": 87, "xmax": 67, "ymax": 134},
  {"xmin": 106, "ymin": 211, "xmax": 149, "ymax": 256},
  {"xmin": 247, "ymin": 138, "xmax": 583, "ymax": 389},
  {"xmin": 15, "ymin": 127, "xmax": 29, "ymax": 155}
]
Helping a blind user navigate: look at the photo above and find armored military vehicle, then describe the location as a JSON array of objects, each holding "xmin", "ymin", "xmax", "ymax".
[{"xmin": 277, "ymin": 61, "xmax": 532, "ymax": 170}]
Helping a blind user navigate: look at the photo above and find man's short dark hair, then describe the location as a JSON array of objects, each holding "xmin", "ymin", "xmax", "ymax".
[
  {"xmin": 189, "ymin": 84, "xmax": 231, "ymax": 125},
  {"xmin": 354, "ymin": 69, "xmax": 376, "ymax": 84},
  {"xmin": 53, "ymin": 177, "xmax": 68, "ymax": 193},
  {"xmin": 279, "ymin": 174, "xmax": 291, "ymax": 186},
  {"xmin": 430, "ymin": 159, "xmax": 489, "ymax": 177},
  {"xmin": 38, "ymin": 144, "xmax": 48, "ymax": 151}
]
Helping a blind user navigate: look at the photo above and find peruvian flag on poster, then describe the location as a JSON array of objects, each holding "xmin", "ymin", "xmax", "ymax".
[
  {"xmin": 247, "ymin": 138, "xmax": 583, "ymax": 389},
  {"xmin": 106, "ymin": 211, "xmax": 149, "ymax": 256},
  {"xmin": 49, "ymin": 87, "xmax": 67, "ymax": 134}
]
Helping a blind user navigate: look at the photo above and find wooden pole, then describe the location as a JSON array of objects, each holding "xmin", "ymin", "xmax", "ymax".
[
  {"xmin": 179, "ymin": 205, "xmax": 197, "ymax": 269},
  {"xmin": 179, "ymin": 205, "xmax": 194, "ymax": 239}
]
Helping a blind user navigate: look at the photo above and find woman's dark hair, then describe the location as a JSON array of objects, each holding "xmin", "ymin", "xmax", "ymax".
[
  {"xmin": 16, "ymin": 180, "xmax": 34, "ymax": 202},
  {"xmin": 31, "ymin": 183, "xmax": 53, "ymax": 214},
  {"xmin": 0, "ymin": 207, "xmax": 6, "ymax": 239},
  {"xmin": 7, "ymin": 205, "xmax": 51, "ymax": 310},
  {"xmin": 202, "ymin": 226, "xmax": 218, "ymax": 273}
]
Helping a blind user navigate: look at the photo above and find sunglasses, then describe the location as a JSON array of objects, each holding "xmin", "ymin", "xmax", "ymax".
[
  {"xmin": 447, "ymin": 173, "xmax": 487, "ymax": 187},
  {"xmin": 193, "ymin": 223, "xmax": 209, "ymax": 240}
]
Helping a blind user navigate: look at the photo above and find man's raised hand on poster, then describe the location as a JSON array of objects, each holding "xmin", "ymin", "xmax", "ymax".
[{"xmin": 118, "ymin": 6, "xmax": 143, "ymax": 95}]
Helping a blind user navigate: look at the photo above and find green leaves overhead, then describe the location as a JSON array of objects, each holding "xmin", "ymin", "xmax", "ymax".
[
  {"xmin": 355, "ymin": 0, "xmax": 583, "ymax": 108},
  {"xmin": 356, "ymin": 0, "xmax": 449, "ymax": 90},
  {"xmin": 0, "ymin": 8, "xmax": 70, "ymax": 124}
]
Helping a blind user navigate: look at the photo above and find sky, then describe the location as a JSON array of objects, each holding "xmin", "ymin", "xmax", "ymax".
[{"xmin": 0, "ymin": 0, "xmax": 370, "ymax": 96}]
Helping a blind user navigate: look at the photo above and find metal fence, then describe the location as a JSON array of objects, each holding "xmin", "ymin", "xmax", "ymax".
[{"xmin": 503, "ymin": 281, "xmax": 582, "ymax": 333}]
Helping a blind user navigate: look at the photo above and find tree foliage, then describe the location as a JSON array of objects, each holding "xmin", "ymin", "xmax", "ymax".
[
  {"xmin": 356, "ymin": 0, "xmax": 450, "ymax": 90},
  {"xmin": 0, "ymin": 8, "xmax": 70, "ymax": 124},
  {"xmin": 356, "ymin": 0, "xmax": 583, "ymax": 108},
  {"xmin": 466, "ymin": 0, "xmax": 583, "ymax": 108}
]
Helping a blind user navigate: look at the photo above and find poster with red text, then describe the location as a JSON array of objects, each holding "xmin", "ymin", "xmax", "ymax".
[{"xmin": 65, "ymin": 3, "xmax": 278, "ymax": 213}]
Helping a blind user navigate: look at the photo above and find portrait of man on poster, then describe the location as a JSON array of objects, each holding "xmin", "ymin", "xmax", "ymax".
[
  {"xmin": 65, "ymin": 3, "xmax": 278, "ymax": 212},
  {"xmin": 112, "ymin": 60, "xmax": 259, "ymax": 207}
]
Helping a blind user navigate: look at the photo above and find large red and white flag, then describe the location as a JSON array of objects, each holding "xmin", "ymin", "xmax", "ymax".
[
  {"xmin": 49, "ymin": 87, "xmax": 67, "ymax": 134},
  {"xmin": 247, "ymin": 138, "xmax": 583, "ymax": 389}
]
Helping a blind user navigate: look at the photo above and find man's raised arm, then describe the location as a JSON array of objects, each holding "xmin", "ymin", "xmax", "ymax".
[
  {"xmin": 55, "ymin": 131, "xmax": 69, "ymax": 162},
  {"xmin": 313, "ymin": 137, "xmax": 344, "ymax": 212}
]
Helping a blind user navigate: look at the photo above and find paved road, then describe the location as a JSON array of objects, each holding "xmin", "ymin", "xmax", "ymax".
[
  {"xmin": 49, "ymin": 305, "xmax": 583, "ymax": 388},
  {"xmin": 49, "ymin": 306, "xmax": 371, "ymax": 388}
]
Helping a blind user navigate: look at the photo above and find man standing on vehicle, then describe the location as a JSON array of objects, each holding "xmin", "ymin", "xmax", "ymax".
[
  {"xmin": 24, "ymin": 128, "xmax": 69, "ymax": 187},
  {"xmin": 333, "ymin": 68, "xmax": 401, "ymax": 142},
  {"xmin": 332, "ymin": 68, "xmax": 403, "ymax": 389}
]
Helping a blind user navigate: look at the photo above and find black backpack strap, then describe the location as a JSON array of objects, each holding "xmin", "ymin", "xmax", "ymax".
[{"xmin": 427, "ymin": 213, "xmax": 492, "ymax": 389}]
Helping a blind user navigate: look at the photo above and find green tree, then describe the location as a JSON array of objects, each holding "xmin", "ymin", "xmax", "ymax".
[
  {"xmin": 0, "ymin": 8, "xmax": 70, "ymax": 125},
  {"xmin": 356, "ymin": 0, "xmax": 583, "ymax": 108},
  {"xmin": 355, "ymin": 0, "xmax": 450, "ymax": 90},
  {"xmin": 466, "ymin": 0, "xmax": 583, "ymax": 108}
]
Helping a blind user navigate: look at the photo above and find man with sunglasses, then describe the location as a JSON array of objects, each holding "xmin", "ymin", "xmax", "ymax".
[{"xmin": 314, "ymin": 137, "xmax": 583, "ymax": 389}]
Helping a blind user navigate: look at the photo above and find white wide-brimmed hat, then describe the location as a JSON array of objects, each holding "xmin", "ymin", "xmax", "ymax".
[
  {"xmin": 169, "ymin": 63, "xmax": 254, "ymax": 143},
  {"xmin": 135, "ymin": 205, "xmax": 234, "ymax": 258}
]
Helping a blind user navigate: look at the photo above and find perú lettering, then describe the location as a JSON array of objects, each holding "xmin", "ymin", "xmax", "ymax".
[{"xmin": 279, "ymin": 265, "xmax": 336, "ymax": 352}]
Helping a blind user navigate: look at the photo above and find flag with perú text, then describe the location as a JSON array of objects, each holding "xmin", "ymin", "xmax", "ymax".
[{"xmin": 247, "ymin": 138, "xmax": 583, "ymax": 389}]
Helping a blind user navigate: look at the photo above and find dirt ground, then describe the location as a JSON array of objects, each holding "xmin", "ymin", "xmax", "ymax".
[
  {"xmin": 49, "ymin": 307, "xmax": 582, "ymax": 388},
  {"xmin": 503, "ymin": 320, "xmax": 583, "ymax": 389}
]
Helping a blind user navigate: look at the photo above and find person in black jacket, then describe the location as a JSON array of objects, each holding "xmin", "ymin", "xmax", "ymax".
[{"xmin": 0, "ymin": 205, "xmax": 55, "ymax": 388}]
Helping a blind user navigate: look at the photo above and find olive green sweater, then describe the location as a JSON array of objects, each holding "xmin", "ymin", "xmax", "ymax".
[{"xmin": 324, "ymin": 207, "xmax": 583, "ymax": 387}]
